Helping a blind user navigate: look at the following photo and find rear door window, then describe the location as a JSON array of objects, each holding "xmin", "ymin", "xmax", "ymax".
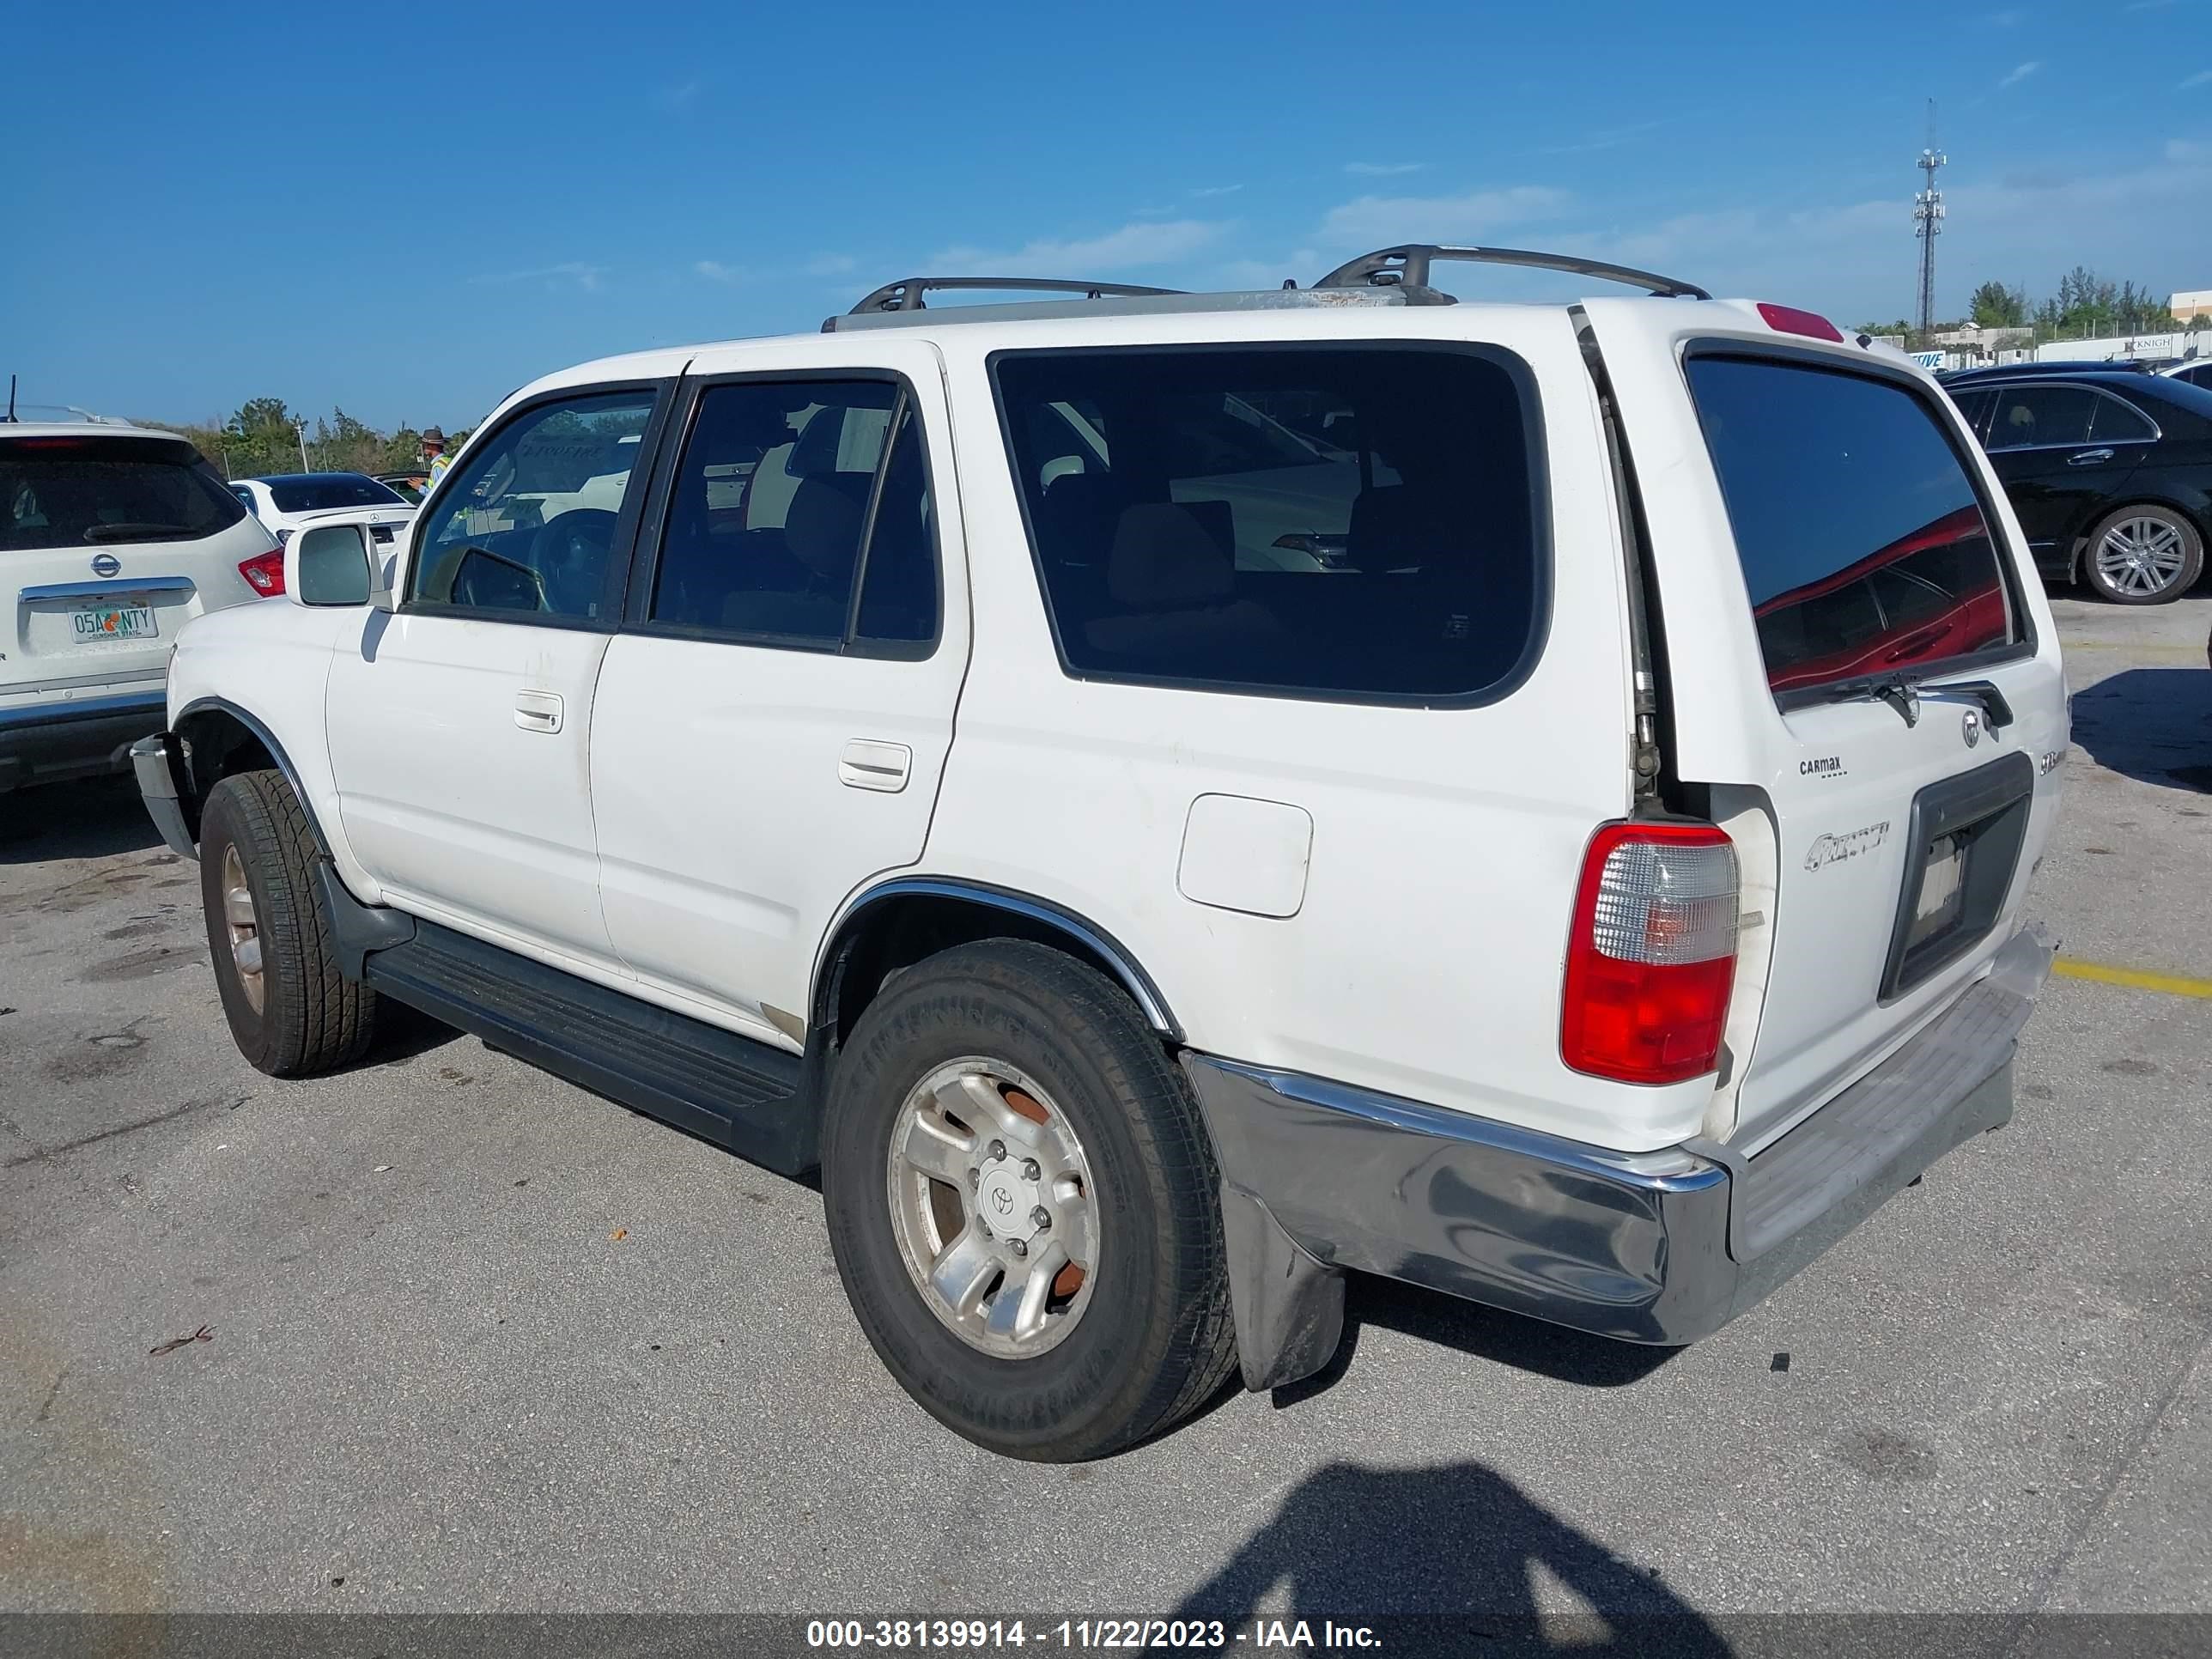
[
  {"xmin": 1685, "ymin": 356, "xmax": 2024, "ymax": 699},
  {"xmin": 646, "ymin": 379, "xmax": 937, "ymax": 650},
  {"xmin": 3, "ymin": 436, "xmax": 247, "ymax": 550},
  {"xmin": 992, "ymin": 344, "xmax": 1543, "ymax": 702},
  {"xmin": 1984, "ymin": 385, "xmax": 2095, "ymax": 451}
]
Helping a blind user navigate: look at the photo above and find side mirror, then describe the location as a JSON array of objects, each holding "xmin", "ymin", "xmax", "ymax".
[{"xmin": 286, "ymin": 523, "xmax": 374, "ymax": 607}]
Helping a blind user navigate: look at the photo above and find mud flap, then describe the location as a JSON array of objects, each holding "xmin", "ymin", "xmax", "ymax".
[{"xmin": 1218, "ymin": 1183, "xmax": 1346, "ymax": 1392}]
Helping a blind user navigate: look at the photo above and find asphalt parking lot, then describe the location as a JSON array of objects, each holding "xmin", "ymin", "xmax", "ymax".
[{"xmin": 3, "ymin": 594, "xmax": 2209, "ymax": 1649}]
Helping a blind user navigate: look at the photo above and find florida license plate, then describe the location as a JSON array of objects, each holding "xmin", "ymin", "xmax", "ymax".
[{"xmin": 74, "ymin": 605, "xmax": 158, "ymax": 641}]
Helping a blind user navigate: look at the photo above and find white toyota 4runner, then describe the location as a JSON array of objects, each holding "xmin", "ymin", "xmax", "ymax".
[{"xmin": 137, "ymin": 246, "xmax": 2068, "ymax": 1461}]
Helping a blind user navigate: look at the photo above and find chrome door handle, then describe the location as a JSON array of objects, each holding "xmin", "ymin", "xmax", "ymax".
[
  {"xmin": 514, "ymin": 690, "xmax": 563, "ymax": 733},
  {"xmin": 2067, "ymin": 448, "xmax": 2113, "ymax": 465},
  {"xmin": 839, "ymin": 738, "xmax": 912, "ymax": 793}
]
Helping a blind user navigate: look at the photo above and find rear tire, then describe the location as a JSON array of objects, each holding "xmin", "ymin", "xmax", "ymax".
[
  {"xmin": 2081, "ymin": 504, "xmax": 2203, "ymax": 605},
  {"xmin": 198, "ymin": 770, "xmax": 378, "ymax": 1077},
  {"xmin": 822, "ymin": 939, "xmax": 1237, "ymax": 1461}
]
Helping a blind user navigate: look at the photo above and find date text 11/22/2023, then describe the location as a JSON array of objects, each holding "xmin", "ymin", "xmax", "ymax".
[{"xmin": 804, "ymin": 1619, "xmax": 1383, "ymax": 1650}]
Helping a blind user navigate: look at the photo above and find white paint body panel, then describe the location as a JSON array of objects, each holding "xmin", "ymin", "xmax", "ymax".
[
  {"xmin": 913, "ymin": 307, "xmax": 1709, "ymax": 1151},
  {"xmin": 165, "ymin": 295, "xmax": 2064, "ymax": 1164},
  {"xmin": 588, "ymin": 335, "xmax": 970, "ymax": 1041},
  {"xmin": 1580, "ymin": 300, "xmax": 2069, "ymax": 1147},
  {"xmin": 326, "ymin": 612, "xmax": 619, "ymax": 967}
]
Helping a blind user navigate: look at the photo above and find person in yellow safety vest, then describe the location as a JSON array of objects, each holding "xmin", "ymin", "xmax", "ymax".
[{"xmin": 422, "ymin": 426, "xmax": 451, "ymax": 494}]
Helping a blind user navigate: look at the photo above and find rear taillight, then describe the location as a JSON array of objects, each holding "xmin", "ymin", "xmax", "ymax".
[
  {"xmin": 1756, "ymin": 301, "xmax": 1844, "ymax": 343},
  {"xmin": 239, "ymin": 549, "xmax": 286, "ymax": 596},
  {"xmin": 1561, "ymin": 823, "xmax": 1740, "ymax": 1085}
]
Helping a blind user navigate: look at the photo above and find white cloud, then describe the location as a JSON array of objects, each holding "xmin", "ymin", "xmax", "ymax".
[
  {"xmin": 1188, "ymin": 184, "xmax": 1243, "ymax": 198},
  {"xmin": 2182, "ymin": 70, "xmax": 2212, "ymax": 88},
  {"xmin": 1999, "ymin": 61, "xmax": 2041, "ymax": 88},
  {"xmin": 469, "ymin": 262, "xmax": 604, "ymax": 293},
  {"xmin": 929, "ymin": 219, "xmax": 1227, "ymax": 276},
  {"xmin": 1539, "ymin": 118, "xmax": 1677, "ymax": 156},
  {"xmin": 694, "ymin": 260, "xmax": 739, "ymax": 283},
  {"xmin": 1212, "ymin": 249, "xmax": 1321, "ymax": 289},
  {"xmin": 805, "ymin": 253, "xmax": 858, "ymax": 276},
  {"xmin": 658, "ymin": 80, "xmax": 701, "ymax": 111},
  {"xmin": 1343, "ymin": 162, "xmax": 1425, "ymax": 177},
  {"xmin": 1318, "ymin": 185, "xmax": 1570, "ymax": 247}
]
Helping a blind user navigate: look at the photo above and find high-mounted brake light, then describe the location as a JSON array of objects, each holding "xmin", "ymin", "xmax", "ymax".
[
  {"xmin": 238, "ymin": 549, "xmax": 286, "ymax": 597},
  {"xmin": 1755, "ymin": 302, "xmax": 1844, "ymax": 343},
  {"xmin": 1561, "ymin": 823, "xmax": 1740, "ymax": 1086}
]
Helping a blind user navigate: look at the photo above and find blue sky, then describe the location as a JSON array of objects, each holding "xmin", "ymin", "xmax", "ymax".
[{"xmin": 10, "ymin": 0, "xmax": 2210, "ymax": 434}]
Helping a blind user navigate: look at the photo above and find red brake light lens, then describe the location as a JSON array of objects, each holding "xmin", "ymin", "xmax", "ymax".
[
  {"xmin": 1755, "ymin": 302, "xmax": 1844, "ymax": 343},
  {"xmin": 1561, "ymin": 823, "xmax": 1741, "ymax": 1085},
  {"xmin": 239, "ymin": 549, "xmax": 286, "ymax": 596}
]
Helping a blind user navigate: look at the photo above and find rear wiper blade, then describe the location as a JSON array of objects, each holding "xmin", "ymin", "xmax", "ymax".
[
  {"xmin": 82, "ymin": 522, "xmax": 191, "ymax": 543},
  {"xmin": 1832, "ymin": 675, "xmax": 2014, "ymax": 731}
]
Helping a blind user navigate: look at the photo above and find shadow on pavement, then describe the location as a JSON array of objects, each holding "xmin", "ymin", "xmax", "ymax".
[
  {"xmin": 0, "ymin": 775, "xmax": 161, "ymax": 864},
  {"xmin": 1336, "ymin": 1274, "xmax": 1674, "ymax": 1389},
  {"xmin": 2067, "ymin": 667, "xmax": 2212, "ymax": 793},
  {"xmin": 1176, "ymin": 1459, "xmax": 1727, "ymax": 1656}
]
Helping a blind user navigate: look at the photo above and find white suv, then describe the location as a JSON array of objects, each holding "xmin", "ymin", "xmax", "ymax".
[
  {"xmin": 2, "ymin": 423, "xmax": 276, "ymax": 799},
  {"xmin": 136, "ymin": 246, "xmax": 2069, "ymax": 1461}
]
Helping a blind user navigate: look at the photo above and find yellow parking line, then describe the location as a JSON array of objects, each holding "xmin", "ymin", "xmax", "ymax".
[{"xmin": 2052, "ymin": 957, "xmax": 2212, "ymax": 999}]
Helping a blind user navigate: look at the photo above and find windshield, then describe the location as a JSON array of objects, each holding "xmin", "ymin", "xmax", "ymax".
[
  {"xmin": 3, "ymin": 435, "xmax": 247, "ymax": 550},
  {"xmin": 267, "ymin": 474, "xmax": 407, "ymax": 513},
  {"xmin": 1686, "ymin": 356, "xmax": 2022, "ymax": 699}
]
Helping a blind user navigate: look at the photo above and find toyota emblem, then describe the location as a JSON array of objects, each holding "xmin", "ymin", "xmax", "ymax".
[
  {"xmin": 1961, "ymin": 708, "xmax": 1982, "ymax": 749},
  {"xmin": 89, "ymin": 553, "xmax": 121, "ymax": 578},
  {"xmin": 989, "ymin": 1187, "xmax": 1014, "ymax": 1216}
]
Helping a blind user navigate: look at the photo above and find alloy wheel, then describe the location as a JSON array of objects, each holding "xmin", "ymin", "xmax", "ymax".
[{"xmin": 884, "ymin": 1058, "xmax": 1099, "ymax": 1358}]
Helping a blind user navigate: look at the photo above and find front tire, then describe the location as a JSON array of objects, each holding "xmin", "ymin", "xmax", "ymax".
[
  {"xmin": 2081, "ymin": 504, "xmax": 2203, "ymax": 604},
  {"xmin": 198, "ymin": 770, "xmax": 378, "ymax": 1077},
  {"xmin": 822, "ymin": 939, "xmax": 1237, "ymax": 1461}
]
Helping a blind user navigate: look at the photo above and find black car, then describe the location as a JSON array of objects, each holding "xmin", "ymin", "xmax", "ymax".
[
  {"xmin": 1942, "ymin": 368, "xmax": 2212, "ymax": 603},
  {"xmin": 1941, "ymin": 358, "xmax": 2154, "ymax": 383}
]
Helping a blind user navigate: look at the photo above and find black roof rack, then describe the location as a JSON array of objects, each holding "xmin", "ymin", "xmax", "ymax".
[
  {"xmin": 846, "ymin": 276, "xmax": 1186, "ymax": 316},
  {"xmin": 1316, "ymin": 244, "xmax": 1711, "ymax": 302}
]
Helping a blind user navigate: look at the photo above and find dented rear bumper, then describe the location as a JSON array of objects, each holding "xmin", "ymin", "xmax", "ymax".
[{"xmin": 1184, "ymin": 923, "xmax": 2056, "ymax": 1391}]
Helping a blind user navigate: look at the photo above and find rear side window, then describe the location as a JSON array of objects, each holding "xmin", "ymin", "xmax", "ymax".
[
  {"xmin": 2089, "ymin": 394, "xmax": 2157, "ymax": 442},
  {"xmin": 3, "ymin": 436, "xmax": 246, "ymax": 551},
  {"xmin": 1983, "ymin": 385, "xmax": 2094, "ymax": 451},
  {"xmin": 1686, "ymin": 356, "xmax": 2023, "ymax": 699},
  {"xmin": 993, "ymin": 345, "xmax": 1543, "ymax": 702},
  {"xmin": 267, "ymin": 475, "xmax": 406, "ymax": 513}
]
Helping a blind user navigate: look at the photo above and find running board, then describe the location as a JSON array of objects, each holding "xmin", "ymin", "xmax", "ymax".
[{"xmin": 358, "ymin": 917, "xmax": 816, "ymax": 1176}]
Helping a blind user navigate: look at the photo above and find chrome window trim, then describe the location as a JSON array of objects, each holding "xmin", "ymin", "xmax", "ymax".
[{"xmin": 1973, "ymin": 381, "xmax": 2164, "ymax": 453}]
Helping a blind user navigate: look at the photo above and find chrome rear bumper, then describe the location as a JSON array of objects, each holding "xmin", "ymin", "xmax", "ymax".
[{"xmin": 1184, "ymin": 924, "xmax": 2056, "ymax": 1391}]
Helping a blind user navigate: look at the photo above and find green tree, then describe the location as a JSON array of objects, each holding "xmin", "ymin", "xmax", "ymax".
[{"xmin": 1969, "ymin": 281, "xmax": 2028, "ymax": 328}]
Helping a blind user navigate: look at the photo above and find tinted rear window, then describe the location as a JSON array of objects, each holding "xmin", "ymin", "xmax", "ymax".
[
  {"xmin": 994, "ymin": 344, "xmax": 1542, "ymax": 702},
  {"xmin": 3, "ymin": 436, "xmax": 247, "ymax": 552},
  {"xmin": 267, "ymin": 474, "xmax": 406, "ymax": 513},
  {"xmin": 1686, "ymin": 356, "xmax": 2021, "ymax": 698}
]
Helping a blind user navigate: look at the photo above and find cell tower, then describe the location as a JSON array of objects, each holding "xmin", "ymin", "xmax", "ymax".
[{"xmin": 1913, "ymin": 101, "xmax": 1947, "ymax": 337}]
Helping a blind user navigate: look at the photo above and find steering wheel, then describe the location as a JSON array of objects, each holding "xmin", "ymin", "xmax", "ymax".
[{"xmin": 528, "ymin": 508, "xmax": 619, "ymax": 615}]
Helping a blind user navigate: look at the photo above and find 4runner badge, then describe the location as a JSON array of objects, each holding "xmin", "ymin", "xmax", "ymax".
[{"xmin": 1805, "ymin": 822, "xmax": 1890, "ymax": 872}]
